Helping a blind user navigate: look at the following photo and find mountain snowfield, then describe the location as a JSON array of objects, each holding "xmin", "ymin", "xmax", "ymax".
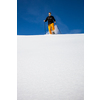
[{"xmin": 17, "ymin": 34, "xmax": 84, "ymax": 100}]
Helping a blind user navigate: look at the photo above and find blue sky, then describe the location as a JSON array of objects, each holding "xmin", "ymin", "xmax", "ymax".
[{"xmin": 17, "ymin": 0, "xmax": 84, "ymax": 35}]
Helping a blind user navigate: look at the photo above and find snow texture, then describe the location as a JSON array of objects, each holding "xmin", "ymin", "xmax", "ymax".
[{"xmin": 17, "ymin": 34, "xmax": 84, "ymax": 100}]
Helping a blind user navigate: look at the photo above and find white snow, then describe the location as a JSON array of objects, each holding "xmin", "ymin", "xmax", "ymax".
[{"xmin": 17, "ymin": 34, "xmax": 84, "ymax": 100}]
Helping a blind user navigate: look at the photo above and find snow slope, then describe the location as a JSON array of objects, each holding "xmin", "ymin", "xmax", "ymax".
[{"xmin": 17, "ymin": 34, "xmax": 84, "ymax": 100}]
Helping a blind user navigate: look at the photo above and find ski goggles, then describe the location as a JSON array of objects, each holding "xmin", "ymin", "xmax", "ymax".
[{"xmin": 48, "ymin": 13, "xmax": 51, "ymax": 15}]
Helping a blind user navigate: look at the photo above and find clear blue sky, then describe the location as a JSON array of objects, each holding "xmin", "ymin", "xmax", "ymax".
[{"xmin": 17, "ymin": 0, "xmax": 84, "ymax": 35}]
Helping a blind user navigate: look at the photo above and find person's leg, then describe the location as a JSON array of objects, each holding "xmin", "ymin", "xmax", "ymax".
[
  {"xmin": 51, "ymin": 23, "xmax": 55, "ymax": 34},
  {"xmin": 48, "ymin": 24, "xmax": 52, "ymax": 34},
  {"xmin": 51, "ymin": 23, "xmax": 55, "ymax": 31}
]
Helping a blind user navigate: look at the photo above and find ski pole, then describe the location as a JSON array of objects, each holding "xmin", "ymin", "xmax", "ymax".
[
  {"xmin": 57, "ymin": 25, "xmax": 62, "ymax": 34},
  {"xmin": 44, "ymin": 22, "xmax": 46, "ymax": 34},
  {"xmin": 56, "ymin": 22, "xmax": 62, "ymax": 34}
]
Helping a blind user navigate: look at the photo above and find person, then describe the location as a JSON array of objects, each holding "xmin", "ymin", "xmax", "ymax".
[{"xmin": 44, "ymin": 12, "xmax": 56, "ymax": 34}]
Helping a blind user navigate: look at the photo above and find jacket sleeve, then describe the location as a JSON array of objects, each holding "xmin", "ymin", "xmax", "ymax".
[
  {"xmin": 53, "ymin": 16, "xmax": 56, "ymax": 21},
  {"xmin": 45, "ymin": 17, "xmax": 48, "ymax": 22}
]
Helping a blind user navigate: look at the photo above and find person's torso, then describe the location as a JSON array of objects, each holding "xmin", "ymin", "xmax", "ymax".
[{"xmin": 47, "ymin": 16, "xmax": 54, "ymax": 24}]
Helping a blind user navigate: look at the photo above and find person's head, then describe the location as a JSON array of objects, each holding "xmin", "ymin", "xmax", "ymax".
[{"xmin": 48, "ymin": 12, "xmax": 51, "ymax": 16}]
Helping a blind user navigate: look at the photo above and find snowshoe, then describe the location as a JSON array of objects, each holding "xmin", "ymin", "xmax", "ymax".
[{"xmin": 52, "ymin": 31, "xmax": 55, "ymax": 34}]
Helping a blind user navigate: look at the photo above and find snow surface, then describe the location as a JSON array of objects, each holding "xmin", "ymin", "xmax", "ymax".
[{"xmin": 17, "ymin": 34, "xmax": 84, "ymax": 100}]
